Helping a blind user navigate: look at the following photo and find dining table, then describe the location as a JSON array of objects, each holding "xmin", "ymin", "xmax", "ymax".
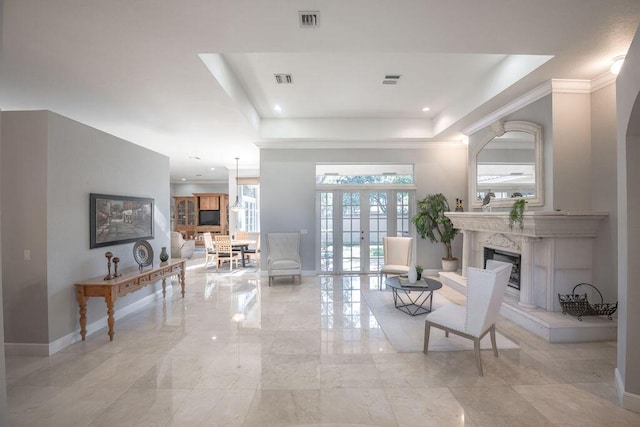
[{"xmin": 230, "ymin": 239, "xmax": 255, "ymax": 267}]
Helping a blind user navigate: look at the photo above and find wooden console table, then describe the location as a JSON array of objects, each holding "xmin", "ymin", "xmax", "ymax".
[{"xmin": 75, "ymin": 258, "xmax": 186, "ymax": 341}]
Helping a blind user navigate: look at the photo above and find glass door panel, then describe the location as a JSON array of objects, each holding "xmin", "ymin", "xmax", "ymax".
[
  {"xmin": 318, "ymin": 189, "xmax": 413, "ymax": 274},
  {"xmin": 342, "ymin": 192, "xmax": 361, "ymax": 273}
]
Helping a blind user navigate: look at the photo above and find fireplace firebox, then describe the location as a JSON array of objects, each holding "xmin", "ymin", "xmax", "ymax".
[{"xmin": 484, "ymin": 247, "xmax": 521, "ymax": 290}]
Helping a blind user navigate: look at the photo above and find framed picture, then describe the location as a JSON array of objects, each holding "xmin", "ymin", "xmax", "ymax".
[{"xmin": 90, "ymin": 193, "xmax": 154, "ymax": 248}]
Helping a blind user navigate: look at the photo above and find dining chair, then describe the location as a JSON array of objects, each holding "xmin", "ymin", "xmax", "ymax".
[
  {"xmin": 266, "ymin": 232, "xmax": 301, "ymax": 286},
  {"xmin": 379, "ymin": 236, "xmax": 413, "ymax": 288},
  {"xmin": 235, "ymin": 230, "xmax": 248, "ymax": 240},
  {"xmin": 423, "ymin": 260, "xmax": 513, "ymax": 376},
  {"xmin": 244, "ymin": 233, "xmax": 261, "ymax": 266},
  {"xmin": 202, "ymin": 232, "xmax": 217, "ymax": 268},
  {"xmin": 214, "ymin": 235, "xmax": 239, "ymax": 271}
]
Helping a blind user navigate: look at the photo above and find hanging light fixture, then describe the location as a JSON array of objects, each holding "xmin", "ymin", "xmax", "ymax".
[{"xmin": 230, "ymin": 157, "xmax": 245, "ymax": 212}]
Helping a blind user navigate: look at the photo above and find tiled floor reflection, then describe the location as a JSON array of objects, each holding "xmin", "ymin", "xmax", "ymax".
[{"xmin": 6, "ymin": 255, "xmax": 640, "ymax": 426}]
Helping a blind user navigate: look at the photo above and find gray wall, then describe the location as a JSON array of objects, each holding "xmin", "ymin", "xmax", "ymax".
[
  {"xmin": 260, "ymin": 146, "xmax": 467, "ymax": 271},
  {"xmin": 617, "ymin": 23, "xmax": 640, "ymax": 406},
  {"xmin": 1, "ymin": 111, "xmax": 49, "ymax": 343},
  {"xmin": 0, "ymin": 105, "xmax": 8, "ymax": 426},
  {"xmin": 1, "ymin": 111, "xmax": 170, "ymax": 346}
]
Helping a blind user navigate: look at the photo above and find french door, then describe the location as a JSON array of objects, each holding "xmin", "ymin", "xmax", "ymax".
[{"xmin": 318, "ymin": 189, "xmax": 411, "ymax": 274}]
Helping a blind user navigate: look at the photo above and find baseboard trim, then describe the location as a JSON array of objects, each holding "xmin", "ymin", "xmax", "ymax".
[
  {"xmin": 5, "ymin": 286, "xmax": 168, "ymax": 356},
  {"xmin": 616, "ymin": 368, "xmax": 640, "ymax": 413}
]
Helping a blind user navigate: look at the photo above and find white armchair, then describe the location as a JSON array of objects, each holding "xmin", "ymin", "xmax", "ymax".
[
  {"xmin": 423, "ymin": 260, "xmax": 513, "ymax": 375},
  {"xmin": 380, "ymin": 236, "xmax": 413, "ymax": 286},
  {"xmin": 266, "ymin": 232, "xmax": 301, "ymax": 286},
  {"xmin": 170, "ymin": 231, "xmax": 195, "ymax": 259}
]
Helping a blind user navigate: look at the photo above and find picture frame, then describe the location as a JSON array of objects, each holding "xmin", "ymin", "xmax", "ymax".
[{"xmin": 90, "ymin": 193, "xmax": 154, "ymax": 248}]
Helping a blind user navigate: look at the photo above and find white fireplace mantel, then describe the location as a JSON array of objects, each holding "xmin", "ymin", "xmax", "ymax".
[
  {"xmin": 445, "ymin": 211, "xmax": 608, "ymax": 238},
  {"xmin": 440, "ymin": 210, "xmax": 612, "ymax": 343}
]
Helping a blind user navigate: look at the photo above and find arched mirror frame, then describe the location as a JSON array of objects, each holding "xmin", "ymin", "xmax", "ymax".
[{"xmin": 469, "ymin": 120, "xmax": 544, "ymax": 208}]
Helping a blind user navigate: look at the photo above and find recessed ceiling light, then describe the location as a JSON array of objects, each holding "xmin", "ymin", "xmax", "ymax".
[
  {"xmin": 274, "ymin": 104, "xmax": 283, "ymax": 112},
  {"xmin": 210, "ymin": 167, "xmax": 215, "ymax": 171},
  {"xmin": 610, "ymin": 55, "xmax": 625, "ymax": 75},
  {"xmin": 422, "ymin": 107, "xmax": 430, "ymax": 112},
  {"xmin": 181, "ymin": 178, "xmax": 186, "ymax": 181},
  {"xmin": 188, "ymin": 156, "xmax": 201, "ymax": 160}
]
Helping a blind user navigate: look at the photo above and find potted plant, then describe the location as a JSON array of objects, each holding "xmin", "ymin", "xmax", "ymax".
[
  {"xmin": 415, "ymin": 265, "xmax": 424, "ymax": 280},
  {"xmin": 412, "ymin": 193, "xmax": 459, "ymax": 271},
  {"xmin": 509, "ymin": 199, "xmax": 527, "ymax": 231}
]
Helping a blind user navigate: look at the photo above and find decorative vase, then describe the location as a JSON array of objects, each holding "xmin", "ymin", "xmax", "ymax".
[
  {"xmin": 159, "ymin": 247, "xmax": 169, "ymax": 262},
  {"xmin": 408, "ymin": 264, "xmax": 417, "ymax": 283}
]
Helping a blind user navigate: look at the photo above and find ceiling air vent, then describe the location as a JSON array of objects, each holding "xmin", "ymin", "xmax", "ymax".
[
  {"xmin": 383, "ymin": 74, "xmax": 401, "ymax": 85},
  {"xmin": 299, "ymin": 11, "xmax": 320, "ymax": 28},
  {"xmin": 274, "ymin": 74, "xmax": 293, "ymax": 84}
]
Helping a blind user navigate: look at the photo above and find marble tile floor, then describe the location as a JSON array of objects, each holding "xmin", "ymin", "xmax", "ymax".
[{"xmin": 5, "ymin": 257, "xmax": 640, "ymax": 426}]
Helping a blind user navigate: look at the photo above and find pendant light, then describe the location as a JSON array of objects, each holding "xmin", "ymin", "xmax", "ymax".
[{"xmin": 230, "ymin": 157, "xmax": 245, "ymax": 212}]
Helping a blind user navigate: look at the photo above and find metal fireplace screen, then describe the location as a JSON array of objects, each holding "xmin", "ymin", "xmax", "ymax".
[{"xmin": 484, "ymin": 247, "xmax": 521, "ymax": 290}]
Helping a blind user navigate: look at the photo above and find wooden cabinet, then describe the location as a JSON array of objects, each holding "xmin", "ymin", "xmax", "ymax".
[
  {"xmin": 199, "ymin": 195, "xmax": 220, "ymax": 210},
  {"xmin": 173, "ymin": 197, "xmax": 196, "ymax": 238},
  {"xmin": 173, "ymin": 193, "xmax": 229, "ymax": 243}
]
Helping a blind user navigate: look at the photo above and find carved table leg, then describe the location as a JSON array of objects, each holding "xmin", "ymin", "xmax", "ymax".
[
  {"xmin": 162, "ymin": 277, "xmax": 167, "ymax": 297},
  {"xmin": 76, "ymin": 288, "xmax": 87, "ymax": 341},
  {"xmin": 180, "ymin": 267, "xmax": 186, "ymax": 298},
  {"xmin": 105, "ymin": 294, "xmax": 115, "ymax": 341}
]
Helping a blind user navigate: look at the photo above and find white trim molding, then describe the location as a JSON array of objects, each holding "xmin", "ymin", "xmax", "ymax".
[
  {"xmin": 616, "ymin": 368, "xmax": 640, "ymax": 413},
  {"xmin": 462, "ymin": 77, "xmax": 617, "ymax": 136},
  {"xmin": 5, "ymin": 286, "xmax": 169, "ymax": 356}
]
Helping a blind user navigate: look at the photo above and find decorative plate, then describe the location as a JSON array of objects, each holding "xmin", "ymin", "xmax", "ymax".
[{"xmin": 133, "ymin": 239, "xmax": 153, "ymax": 268}]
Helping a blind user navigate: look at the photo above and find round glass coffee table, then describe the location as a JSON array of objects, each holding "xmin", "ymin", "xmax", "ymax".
[{"xmin": 384, "ymin": 276, "xmax": 443, "ymax": 316}]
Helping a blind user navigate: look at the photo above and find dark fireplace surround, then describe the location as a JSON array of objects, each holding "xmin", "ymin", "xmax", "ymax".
[{"xmin": 484, "ymin": 247, "xmax": 521, "ymax": 290}]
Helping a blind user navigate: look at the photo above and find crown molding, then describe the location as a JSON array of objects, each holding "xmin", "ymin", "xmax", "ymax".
[
  {"xmin": 462, "ymin": 76, "xmax": 617, "ymax": 136},
  {"xmin": 591, "ymin": 72, "xmax": 617, "ymax": 92},
  {"xmin": 461, "ymin": 81, "xmax": 552, "ymax": 136},
  {"xmin": 255, "ymin": 140, "xmax": 466, "ymax": 150}
]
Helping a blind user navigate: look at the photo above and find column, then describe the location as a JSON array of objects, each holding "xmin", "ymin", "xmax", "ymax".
[
  {"xmin": 461, "ymin": 229, "xmax": 473, "ymax": 277},
  {"xmin": 518, "ymin": 236, "xmax": 537, "ymax": 308}
]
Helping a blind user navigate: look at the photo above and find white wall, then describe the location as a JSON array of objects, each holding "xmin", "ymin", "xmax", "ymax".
[
  {"xmin": 170, "ymin": 182, "xmax": 228, "ymax": 196},
  {"xmin": 591, "ymin": 83, "xmax": 618, "ymax": 302},
  {"xmin": 260, "ymin": 146, "xmax": 467, "ymax": 271},
  {"xmin": 1, "ymin": 111, "xmax": 170, "ymax": 348},
  {"xmin": 552, "ymin": 92, "xmax": 592, "ymax": 211}
]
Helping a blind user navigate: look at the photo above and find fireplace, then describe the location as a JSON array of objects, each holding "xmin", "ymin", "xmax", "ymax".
[{"xmin": 484, "ymin": 247, "xmax": 521, "ymax": 290}]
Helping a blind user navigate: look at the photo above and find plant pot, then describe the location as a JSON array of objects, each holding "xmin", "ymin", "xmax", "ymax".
[{"xmin": 441, "ymin": 258, "xmax": 458, "ymax": 272}]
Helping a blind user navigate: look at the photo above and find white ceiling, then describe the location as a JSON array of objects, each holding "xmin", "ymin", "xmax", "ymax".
[{"xmin": 1, "ymin": 0, "xmax": 639, "ymax": 183}]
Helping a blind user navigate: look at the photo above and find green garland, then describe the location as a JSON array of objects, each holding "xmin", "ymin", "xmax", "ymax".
[{"xmin": 509, "ymin": 199, "xmax": 527, "ymax": 231}]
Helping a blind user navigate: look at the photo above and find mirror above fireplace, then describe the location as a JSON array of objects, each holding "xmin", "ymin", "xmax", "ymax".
[{"xmin": 469, "ymin": 120, "xmax": 544, "ymax": 208}]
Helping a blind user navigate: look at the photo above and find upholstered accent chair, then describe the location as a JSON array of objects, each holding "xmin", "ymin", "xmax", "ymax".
[
  {"xmin": 380, "ymin": 236, "xmax": 413, "ymax": 286},
  {"xmin": 423, "ymin": 260, "xmax": 513, "ymax": 376},
  {"xmin": 170, "ymin": 231, "xmax": 195, "ymax": 259},
  {"xmin": 266, "ymin": 232, "xmax": 301, "ymax": 286}
]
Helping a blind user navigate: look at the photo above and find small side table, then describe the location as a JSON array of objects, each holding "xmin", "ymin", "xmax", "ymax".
[{"xmin": 384, "ymin": 276, "xmax": 443, "ymax": 316}]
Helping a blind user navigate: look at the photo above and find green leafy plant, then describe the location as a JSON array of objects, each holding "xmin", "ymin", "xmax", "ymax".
[
  {"xmin": 509, "ymin": 199, "xmax": 527, "ymax": 231},
  {"xmin": 415, "ymin": 265, "xmax": 423, "ymax": 275},
  {"xmin": 412, "ymin": 193, "xmax": 459, "ymax": 260}
]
